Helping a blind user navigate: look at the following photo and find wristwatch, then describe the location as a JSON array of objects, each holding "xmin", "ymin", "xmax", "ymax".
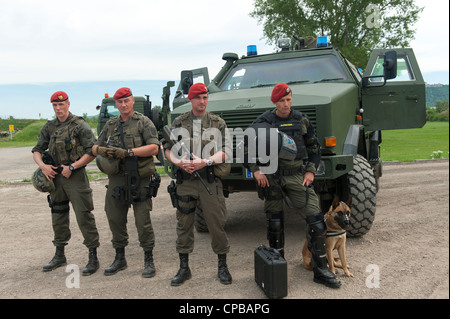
[
  {"xmin": 128, "ymin": 149, "xmax": 134, "ymax": 157},
  {"xmin": 69, "ymin": 164, "xmax": 75, "ymax": 171},
  {"xmin": 206, "ymin": 159, "xmax": 213, "ymax": 166}
]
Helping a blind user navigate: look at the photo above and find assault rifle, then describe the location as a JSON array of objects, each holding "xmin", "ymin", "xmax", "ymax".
[
  {"xmin": 123, "ymin": 156, "xmax": 140, "ymax": 207},
  {"xmin": 42, "ymin": 151, "xmax": 63, "ymax": 174},
  {"xmin": 163, "ymin": 125, "xmax": 212, "ymax": 195}
]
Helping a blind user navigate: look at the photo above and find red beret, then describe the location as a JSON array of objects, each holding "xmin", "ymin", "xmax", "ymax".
[
  {"xmin": 188, "ymin": 83, "xmax": 208, "ymax": 100},
  {"xmin": 50, "ymin": 91, "xmax": 68, "ymax": 102},
  {"xmin": 113, "ymin": 87, "xmax": 133, "ymax": 100},
  {"xmin": 271, "ymin": 83, "xmax": 292, "ymax": 103}
]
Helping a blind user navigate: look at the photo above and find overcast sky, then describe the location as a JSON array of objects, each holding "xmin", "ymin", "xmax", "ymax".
[{"xmin": 0, "ymin": 0, "xmax": 448, "ymax": 86}]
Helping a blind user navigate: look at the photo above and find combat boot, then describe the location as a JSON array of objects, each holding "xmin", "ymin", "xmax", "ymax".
[
  {"xmin": 43, "ymin": 246, "xmax": 67, "ymax": 272},
  {"xmin": 82, "ymin": 248, "xmax": 99, "ymax": 276},
  {"xmin": 104, "ymin": 248, "xmax": 127, "ymax": 276},
  {"xmin": 171, "ymin": 253, "xmax": 191, "ymax": 286},
  {"xmin": 218, "ymin": 254, "xmax": 232, "ymax": 285},
  {"xmin": 142, "ymin": 250, "xmax": 156, "ymax": 278},
  {"xmin": 307, "ymin": 213, "xmax": 341, "ymax": 289}
]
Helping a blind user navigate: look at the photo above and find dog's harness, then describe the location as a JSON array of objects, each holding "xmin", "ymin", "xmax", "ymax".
[
  {"xmin": 326, "ymin": 230, "xmax": 347, "ymax": 237},
  {"xmin": 324, "ymin": 201, "xmax": 349, "ymax": 237}
]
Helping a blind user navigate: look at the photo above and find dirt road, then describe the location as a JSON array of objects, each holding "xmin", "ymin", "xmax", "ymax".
[{"xmin": 0, "ymin": 147, "xmax": 448, "ymax": 300}]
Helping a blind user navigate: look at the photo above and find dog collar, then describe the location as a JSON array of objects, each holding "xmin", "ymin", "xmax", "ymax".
[{"xmin": 326, "ymin": 230, "xmax": 347, "ymax": 237}]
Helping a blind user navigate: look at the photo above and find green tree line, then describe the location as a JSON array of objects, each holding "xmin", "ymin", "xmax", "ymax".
[
  {"xmin": 426, "ymin": 85, "xmax": 449, "ymax": 107},
  {"xmin": 250, "ymin": 0, "xmax": 423, "ymax": 67}
]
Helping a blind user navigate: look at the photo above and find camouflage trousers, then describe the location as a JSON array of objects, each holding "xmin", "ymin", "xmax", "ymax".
[
  {"xmin": 104, "ymin": 174, "xmax": 155, "ymax": 251},
  {"xmin": 49, "ymin": 168, "xmax": 100, "ymax": 248},
  {"xmin": 263, "ymin": 173, "xmax": 320, "ymax": 216},
  {"xmin": 175, "ymin": 177, "xmax": 230, "ymax": 255},
  {"xmin": 263, "ymin": 172, "xmax": 321, "ymax": 245}
]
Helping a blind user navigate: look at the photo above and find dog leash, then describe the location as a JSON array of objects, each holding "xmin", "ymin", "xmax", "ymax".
[{"xmin": 283, "ymin": 184, "xmax": 312, "ymax": 210}]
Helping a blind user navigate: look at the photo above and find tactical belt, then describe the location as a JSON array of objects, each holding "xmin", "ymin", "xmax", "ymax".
[
  {"xmin": 112, "ymin": 186, "xmax": 151, "ymax": 204},
  {"xmin": 276, "ymin": 165, "xmax": 306, "ymax": 177},
  {"xmin": 176, "ymin": 167, "xmax": 215, "ymax": 183}
]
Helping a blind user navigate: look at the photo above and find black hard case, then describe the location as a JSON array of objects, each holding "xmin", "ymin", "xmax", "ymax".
[{"xmin": 254, "ymin": 245, "xmax": 287, "ymax": 299}]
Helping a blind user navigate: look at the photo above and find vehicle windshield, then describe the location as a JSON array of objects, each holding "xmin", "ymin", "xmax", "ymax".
[{"xmin": 218, "ymin": 55, "xmax": 348, "ymax": 91}]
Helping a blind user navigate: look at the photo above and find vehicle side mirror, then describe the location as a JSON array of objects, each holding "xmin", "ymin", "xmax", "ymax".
[
  {"xmin": 362, "ymin": 51, "xmax": 398, "ymax": 88},
  {"xmin": 383, "ymin": 51, "xmax": 397, "ymax": 80},
  {"xmin": 181, "ymin": 70, "xmax": 193, "ymax": 94}
]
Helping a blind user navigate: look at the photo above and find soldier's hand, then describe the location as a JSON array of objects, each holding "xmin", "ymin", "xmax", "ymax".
[
  {"xmin": 190, "ymin": 154, "xmax": 206, "ymax": 173},
  {"xmin": 40, "ymin": 163, "xmax": 59, "ymax": 181},
  {"xmin": 302, "ymin": 171, "xmax": 315, "ymax": 187},
  {"xmin": 177, "ymin": 153, "xmax": 193, "ymax": 173},
  {"xmin": 61, "ymin": 165, "xmax": 72, "ymax": 179},
  {"xmin": 97, "ymin": 146, "xmax": 128, "ymax": 159},
  {"xmin": 254, "ymin": 170, "xmax": 269, "ymax": 188}
]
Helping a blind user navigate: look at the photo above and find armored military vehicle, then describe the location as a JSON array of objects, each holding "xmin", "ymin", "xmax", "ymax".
[{"xmin": 166, "ymin": 36, "xmax": 426, "ymax": 237}]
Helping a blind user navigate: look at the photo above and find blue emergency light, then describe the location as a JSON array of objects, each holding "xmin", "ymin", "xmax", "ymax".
[
  {"xmin": 247, "ymin": 45, "xmax": 257, "ymax": 56},
  {"xmin": 316, "ymin": 36, "xmax": 328, "ymax": 48}
]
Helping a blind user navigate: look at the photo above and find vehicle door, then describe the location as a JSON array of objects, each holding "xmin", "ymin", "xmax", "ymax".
[{"xmin": 361, "ymin": 48, "xmax": 426, "ymax": 131}]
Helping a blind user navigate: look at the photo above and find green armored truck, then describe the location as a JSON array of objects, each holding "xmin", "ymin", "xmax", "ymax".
[{"xmin": 166, "ymin": 37, "xmax": 426, "ymax": 236}]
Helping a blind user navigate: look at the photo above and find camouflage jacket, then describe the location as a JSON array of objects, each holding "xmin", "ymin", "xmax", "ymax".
[
  {"xmin": 96, "ymin": 111, "xmax": 159, "ymax": 177},
  {"xmin": 164, "ymin": 111, "xmax": 231, "ymax": 158},
  {"xmin": 32, "ymin": 113, "xmax": 96, "ymax": 165}
]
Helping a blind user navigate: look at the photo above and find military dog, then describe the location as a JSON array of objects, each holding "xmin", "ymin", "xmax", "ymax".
[{"xmin": 302, "ymin": 196, "xmax": 353, "ymax": 277}]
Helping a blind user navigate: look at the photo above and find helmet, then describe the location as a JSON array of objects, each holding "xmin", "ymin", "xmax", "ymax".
[
  {"xmin": 32, "ymin": 168, "xmax": 55, "ymax": 193},
  {"xmin": 249, "ymin": 122, "xmax": 297, "ymax": 161},
  {"xmin": 96, "ymin": 155, "xmax": 120, "ymax": 175},
  {"xmin": 277, "ymin": 131, "xmax": 297, "ymax": 161}
]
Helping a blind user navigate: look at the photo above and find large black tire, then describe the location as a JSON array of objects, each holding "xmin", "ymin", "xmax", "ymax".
[{"xmin": 347, "ymin": 155, "xmax": 377, "ymax": 237}]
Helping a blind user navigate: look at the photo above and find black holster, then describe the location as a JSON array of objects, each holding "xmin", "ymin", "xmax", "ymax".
[
  {"xmin": 167, "ymin": 180, "xmax": 196, "ymax": 214},
  {"xmin": 168, "ymin": 180, "xmax": 178, "ymax": 208},
  {"xmin": 148, "ymin": 173, "xmax": 161, "ymax": 198},
  {"xmin": 47, "ymin": 195, "xmax": 70, "ymax": 214}
]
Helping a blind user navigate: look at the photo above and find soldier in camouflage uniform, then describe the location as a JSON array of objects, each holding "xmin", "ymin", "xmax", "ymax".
[
  {"xmin": 32, "ymin": 91, "xmax": 100, "ymax": 275},
  {"xmin": 248, "ymin": 83, "xmax": 341, "ymax": 288},
  {"xmin": 92, "ymin": 87, "xmax": 159, "ymax": 278},
  {"xmin": 164, "ymin": 83, "xmax": 232, "ymax": 286}
]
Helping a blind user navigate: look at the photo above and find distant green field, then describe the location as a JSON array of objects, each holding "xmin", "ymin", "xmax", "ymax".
[
  {"xmin": 380, "ymin": 121, "xmax": 449, "ymax": 161},
  {"xmin": 1, "ymin": 119, "xmax": 448, "ymax": 162},
  {"xmin": 0, "ymin": 120, "xmax": 47, "ymax": 147}
]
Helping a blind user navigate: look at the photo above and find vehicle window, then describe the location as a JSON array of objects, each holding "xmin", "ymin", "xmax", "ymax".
[
  {"xmin": 370, "ymin": 55, "xmax": 415, "ymax": 82},
  {"xmin": 104, "ymin": 104, "xmax": 120, "ymax": 118},
  {"xmin": 219, "ymin": 55, "xmax": 348, "ymax": 90},
  {"xmin": 193, "ymin": 74, "xmax": 207, "ymax": 85}
]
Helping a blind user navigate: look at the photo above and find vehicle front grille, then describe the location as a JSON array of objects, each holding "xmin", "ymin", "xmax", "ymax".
[{"xmin": 219, "ymin": 107, "xmax": 317, "ymax": 129}]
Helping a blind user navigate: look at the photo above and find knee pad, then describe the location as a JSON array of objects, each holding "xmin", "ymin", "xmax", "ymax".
[
  {"xmin": 266, "ymin": 211, "xmax": 284, "ymax": 249},
  {"xmin": 306, "ymin": 212, "xmax": 326, "ymax": 236}
]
